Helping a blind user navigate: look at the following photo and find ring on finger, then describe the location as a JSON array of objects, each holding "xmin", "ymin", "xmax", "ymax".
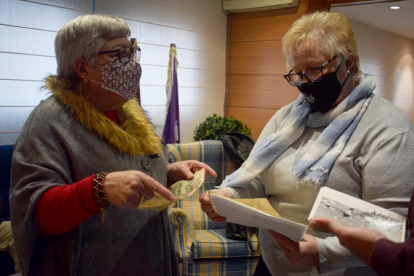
[{"xmin": 284, "ymin": 248, "xmax": 290, "ymax": 259}]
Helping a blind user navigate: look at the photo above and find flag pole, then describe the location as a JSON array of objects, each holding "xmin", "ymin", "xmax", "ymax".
[{"xmin": 162, "ymin": 44, "xmax": 180, "ymax": 144}]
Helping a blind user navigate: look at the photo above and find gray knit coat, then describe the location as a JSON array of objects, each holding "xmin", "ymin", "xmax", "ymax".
[{"xmin": 10, "ymin": 95, "xmax": 179, "ymax": 276}]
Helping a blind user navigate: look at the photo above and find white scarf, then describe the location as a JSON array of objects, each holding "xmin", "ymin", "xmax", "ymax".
[{"xmin": 223, "ymin": 74, "xmax": 375, "ymax": 187}]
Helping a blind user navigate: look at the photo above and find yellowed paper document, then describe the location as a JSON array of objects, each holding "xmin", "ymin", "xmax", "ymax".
[
  {"xmin": 209, "ymin": 191, "xmax": 307, "ymax": 242},
  {"xmin": 233, "ymin": 198, "xmax": 282, "ymax": 218},
  {"xmin": 139, "ymin": 168, "xmax": 205, "ymax": 212}
]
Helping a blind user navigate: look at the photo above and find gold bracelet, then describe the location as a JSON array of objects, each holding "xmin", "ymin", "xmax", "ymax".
[{"xmin": 93, "ymin": 172, "xmax": 109, "ymax": 222}]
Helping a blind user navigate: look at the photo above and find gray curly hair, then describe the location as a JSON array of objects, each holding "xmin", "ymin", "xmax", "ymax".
[{"xmin": 54, "ymin": 14, "xmax": 131, "ymax": 86}]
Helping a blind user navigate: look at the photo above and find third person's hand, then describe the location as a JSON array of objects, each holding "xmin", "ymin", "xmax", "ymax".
[{"xmin": 310, "ymin": 217, "xmax": 387, "ymax": 266}]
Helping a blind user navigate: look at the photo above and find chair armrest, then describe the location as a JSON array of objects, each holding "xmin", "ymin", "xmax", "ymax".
[
  {"xmin": 168, "ymin": 208, "xmax": 196, "ymax": 267},
  {"xmin": 166, "ymin": 144, "xmax": 181, "ymax": 163}
]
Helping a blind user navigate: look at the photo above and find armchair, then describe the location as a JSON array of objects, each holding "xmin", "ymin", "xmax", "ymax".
[{"xmin": 167, "ymin": 140, "xmax": 260, "ymax": 276}]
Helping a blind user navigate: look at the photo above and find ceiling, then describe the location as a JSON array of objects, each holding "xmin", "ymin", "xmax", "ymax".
[{"xmin": 331, "ymin": 0, "xmax": 414, "ymax": 40}]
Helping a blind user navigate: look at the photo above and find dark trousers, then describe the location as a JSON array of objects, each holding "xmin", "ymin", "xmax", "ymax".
[{"xmin": 253, "ymin": 255, "xmax": 272, "ymax": 276}]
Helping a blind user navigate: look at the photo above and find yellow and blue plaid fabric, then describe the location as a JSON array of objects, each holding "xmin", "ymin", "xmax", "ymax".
[
  {"xmin": 168, "ymin": 141, "xmax": 237, "ymax": 230},
  {"xmin": 168, "ymin": 208, "xmax": 196, "ymax": 275},
  {"xmin": 167, "ymin": 141, "xmax": 259, "ymax": 276},
  {"xmin": 192, "ymin": 229, "xmax": 261, "ymax": 259},
  {"xmin": 186, "ymin": 257, "xmax": 259, "ymax": 276},
  {"xmin": 167, "ymin": 144, "xmax": 182, "ymax": 163}
]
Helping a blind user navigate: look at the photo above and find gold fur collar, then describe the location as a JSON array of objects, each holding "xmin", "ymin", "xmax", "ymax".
[{"xmin": 45, "ymin": 76, "xmax": 162, "ymax": 156}]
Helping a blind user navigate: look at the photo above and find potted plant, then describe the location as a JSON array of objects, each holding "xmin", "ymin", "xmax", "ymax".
[{"xmin": 193, "ymin": 114, "xmax": 252, "ymax": 141}]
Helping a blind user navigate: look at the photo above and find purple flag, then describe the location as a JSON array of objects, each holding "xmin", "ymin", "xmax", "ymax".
[{"xmin": 162, "ymin": 45, "xmax": 180, "ymax": 144}]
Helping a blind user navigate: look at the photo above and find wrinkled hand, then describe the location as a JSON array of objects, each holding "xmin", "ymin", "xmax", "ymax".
[
  {"xmin": 269, "ymin": 231, "xmax": 320, "ymax": 269},
  {"xmin": 167, "ymin": 160, "xmax": 217, "ymax": 184},
  {"xmin": 310, "ymin": 218, "xmax": 387, "ymax": 267},
  {"xmin": 103, "ymin": 171, "xmax": 175, "ymax": 209},
  {"xmin": 199, "ymin": 189, "xmax": 234, "ymax": 222}
]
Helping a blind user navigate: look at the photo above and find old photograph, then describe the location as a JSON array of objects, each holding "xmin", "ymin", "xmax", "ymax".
[{"xmin": 309, "ymin": 187, "xmax": 406, "ymax": 242}]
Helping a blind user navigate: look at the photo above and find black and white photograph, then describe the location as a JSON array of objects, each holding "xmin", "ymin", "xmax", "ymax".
[{"xmin": 309, "ymin": 187, "xmax": 407, "ymax": 242}]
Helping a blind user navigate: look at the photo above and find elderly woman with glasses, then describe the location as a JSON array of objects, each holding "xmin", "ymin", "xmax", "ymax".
[
  {"xmin": 10, "ymin": 14, "xmax": 216, "ymax": 276},
  {"xmin": 200, "ymin": 12, "xmax": 414, "ymax": 276}
]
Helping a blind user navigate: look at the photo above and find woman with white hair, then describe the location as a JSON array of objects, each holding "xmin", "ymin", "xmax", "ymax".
[
  {"xmin": 200, "ymin": 12, "xmax": 414, "ymax": 275},
  {"xmin": 10, "ymin": 14, "xmax": 215, "ymax": 276}
]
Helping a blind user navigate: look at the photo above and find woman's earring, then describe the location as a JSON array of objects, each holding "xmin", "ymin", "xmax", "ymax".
[
  {"xmin": 84, "ymin": 78, "xmax": 88, "ymax": 84},
  {"xmin": 347, "ymin": 70, "xmax": 351, "ymax": 74}
]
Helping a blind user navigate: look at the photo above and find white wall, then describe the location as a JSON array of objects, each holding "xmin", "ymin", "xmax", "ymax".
[
  {"xmin": 0, "ymin": 0, "xmax": 227, "ymax": 145},
  {"xmin": 349, "ymin": 19, "xmax": 414, "ymax": 120}
]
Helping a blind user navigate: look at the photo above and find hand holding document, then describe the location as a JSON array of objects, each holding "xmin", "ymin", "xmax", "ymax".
[
  {"xmin": 138, "ymin": 168, "xmax": 205, "ymax": 212},
  {"xmin": 209, "ymin": 191, "xmax": 307, "ymax": 242},
  {"xmin": 210, "ymin": 187, "xmax": 407, "ymax": 243},
  {"xmin": 308, "ymin": 187, "xmax": 406, "ymax": 242}
]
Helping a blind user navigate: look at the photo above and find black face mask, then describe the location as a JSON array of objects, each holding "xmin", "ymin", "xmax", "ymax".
[{"xmin": 298, "ymin": 65, "xmax": 350, "ymax": 113}]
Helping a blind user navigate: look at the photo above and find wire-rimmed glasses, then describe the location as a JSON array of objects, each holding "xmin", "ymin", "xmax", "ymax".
[
  {"xmin": 284, "ymin": 55, "xmax": 338, "ymax": 87},
  {"xmin": 98, "ymin": 45, "xmax": 141, "ymax": 65}
]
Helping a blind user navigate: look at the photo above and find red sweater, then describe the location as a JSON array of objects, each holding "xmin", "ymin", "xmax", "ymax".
[{"xmin": 36, "ymin": 110, "xmax": 118, "ymax": 235}]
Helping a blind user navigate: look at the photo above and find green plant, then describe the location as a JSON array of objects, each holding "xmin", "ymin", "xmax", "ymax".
[{"xmin": 193, "ymin": 114, "xmax": 252, "ymax": 141}]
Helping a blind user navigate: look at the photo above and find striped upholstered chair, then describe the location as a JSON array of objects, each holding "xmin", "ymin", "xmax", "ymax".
[{"xmin": 167, "ymin": 140, "xmax": 261, "ymax": 276}]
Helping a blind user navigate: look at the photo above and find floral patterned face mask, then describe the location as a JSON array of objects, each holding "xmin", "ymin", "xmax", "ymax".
[{"xmin": 88, "ymin": 56, "xmax": 142, "ymax": 100}]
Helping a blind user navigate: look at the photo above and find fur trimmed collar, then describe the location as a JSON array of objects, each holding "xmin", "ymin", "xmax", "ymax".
[{"xmin": 45, "ymin": 76, "xmax": 162, "ymax": 156}]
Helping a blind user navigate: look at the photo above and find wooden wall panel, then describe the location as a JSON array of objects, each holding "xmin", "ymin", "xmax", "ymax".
[
  {"xmin": 226, "ymin": 75, "xmax": 299, "ymax": 109},
  {"xmin": 225, "ymin": 107, "xmax": 279, "ymax": 141},
  {"xmin": 225, "ymin": 1, "xmax": 309, "ymax": 140},
  {"xmin": 227, "ymin": 0, "xmax": 308, "ymax": 43},
  {"xmin": 308, "ymin": 0, "xmax": 330, "ymax": 12},
  {"xmin": 324, "ymin": 0, "xmax": 403, "ymax": 5},
  {"xmin": 343, "ymin": 19, "xmax": 414, "ymax": 122},
  {"xmin": 227, "ymin": 41, "xmax": 287, "ymax": 75}
]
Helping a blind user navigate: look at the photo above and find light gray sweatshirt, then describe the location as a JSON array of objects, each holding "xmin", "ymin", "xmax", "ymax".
[{"xmin": 223, "ymin": 94, "xmax": 414, "ymax": 276}]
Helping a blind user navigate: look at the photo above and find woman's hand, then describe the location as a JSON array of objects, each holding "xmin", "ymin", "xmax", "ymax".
[
  {"xmin": 103, "ymin": 170, "xmax": 175, "ymax": 209},
  {"xmin": 269, "ymin": 231, "xmax": 320, "ymax": 269},
  {"xmin": 199, "ymin": 189, "xmax": 234, "ymax": 222},
  {"xmin": 167, "ymin": 160, "xmax": 217, "ymax": 183},
  {"xmin": 310, "ymin": 218, "xmax": 387, "ymax": 267}
]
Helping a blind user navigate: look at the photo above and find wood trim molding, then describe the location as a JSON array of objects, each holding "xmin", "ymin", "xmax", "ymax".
[
  {"xmin": 308, "ymin": 0, "xmax": 405, "ymax": 14},
  {"xmin": 227, "ymin": 1, "xmax": 308, "ymax": 43},
  {"xmin": 325, "ymin": 0, "xmax": 405, "ymax": 6}
]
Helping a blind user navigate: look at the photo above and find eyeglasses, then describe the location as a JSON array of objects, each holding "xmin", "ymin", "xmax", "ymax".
[
  {"xmin": 98, "ymin": 45, "xmax": 141, "ymax": 65},
  {"xmin": 284, "ymin": 55, "xmax": 338, "ymax": 87}
]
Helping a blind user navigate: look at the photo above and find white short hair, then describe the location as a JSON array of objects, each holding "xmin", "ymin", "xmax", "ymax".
[
  {"xmin": 55, "ymin": 14, "xmax": 131, "ymax": 83},
  {"xmin": 282, "ymin": 12, "xmax": 363, "ymax": 81}
]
